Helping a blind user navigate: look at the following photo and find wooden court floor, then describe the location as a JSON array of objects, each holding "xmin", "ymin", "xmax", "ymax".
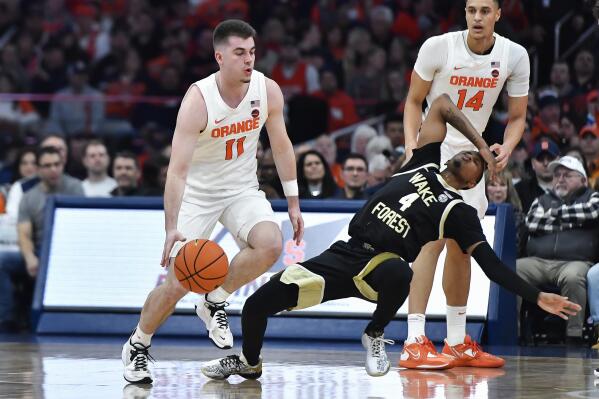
[{"xmin": 0, "ymin": 337, "xmax": 598, "ymax": 399}]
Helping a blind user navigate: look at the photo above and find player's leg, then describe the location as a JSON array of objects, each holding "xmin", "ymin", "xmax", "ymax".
[
  {"xmin": 196, "ymin": 191, "xmax": 281, "ymax": 349},
  {"xmin": 201, "ymin": 275, "xmax": 299, "ymax": 380},
  {"xmin": 122, "ymin": 259, "xmax": 188, "ymax": 384},
  {"xmin": 400, "ymin": 240, "xmax": 454, "ymax": 369},
  {"xmin": 359, "ymin": 257, "xmax": 413, "ymax": 376},
  {"xmin": 123, "ymin": 201, "xmax": 221, "ymax": 383},
  {"xmin": 440, "ymin": 240, "xmax": 504, "ymax": 367}
]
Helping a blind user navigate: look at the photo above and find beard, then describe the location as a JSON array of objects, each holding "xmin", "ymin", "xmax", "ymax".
[{"xmin": 554, "ymin": 187, "xmax": 569, "ymax": 198}]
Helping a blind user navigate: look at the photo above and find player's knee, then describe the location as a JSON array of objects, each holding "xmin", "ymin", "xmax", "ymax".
[
  {"xmin": 379, "ymin": 260, "xmax": 413, "ymax": 287},
  {"xmin": 259, "ymin": 239, "xmax": 282, "ymax": 264},
  {"xmin": 163, "ymin": 278, "xmax": 188, "ymax": 302}
]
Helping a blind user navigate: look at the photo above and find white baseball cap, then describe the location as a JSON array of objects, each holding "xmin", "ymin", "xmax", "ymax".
[{"xmin": 548, "ymin": 155, "xmax": 587, "ymax": 178}]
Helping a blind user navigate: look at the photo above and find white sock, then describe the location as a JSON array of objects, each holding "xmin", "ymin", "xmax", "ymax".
[
  {"xmin": 446, "ymin": 305, "xmax": 467, "ymax": 346},
  {"xmin": 131, "ymin": 324, "xmax": 153, "ymax": 346},
  {"xmin": 207, "ymin": 287, "xmax": 231, "ymax": 303},
  {"xmin": 406, "ymin": 313, "xmax": 426, "ymax": 344}
]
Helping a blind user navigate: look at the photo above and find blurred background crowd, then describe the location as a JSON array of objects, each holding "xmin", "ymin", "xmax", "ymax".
[{"xmin": 0, "ymin": 0, "xmax": 598, "ymax": 344}]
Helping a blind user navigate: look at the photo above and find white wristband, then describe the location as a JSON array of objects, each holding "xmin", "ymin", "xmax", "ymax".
[{"xmin": 282, "ymin": 179, "xmax": 299, "ymax": 197}]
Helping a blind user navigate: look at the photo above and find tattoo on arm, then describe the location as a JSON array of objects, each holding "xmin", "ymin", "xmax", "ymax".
[{"xmin": 443, "ymin": 105, "xmax": 485, "ymax": 149}]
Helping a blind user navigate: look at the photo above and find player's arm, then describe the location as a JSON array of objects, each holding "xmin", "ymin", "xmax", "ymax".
[
  {"xmin": 418, "ymin": 94, "xmax": 496, "ymax": 170},
  {"xmin": 161, "ymin": 85, "xmax": 206, "ymax": 266},
  {"xmin": 404, "ymin": 36, "xmax": 446, "ymax": 160},
  {"xmin": 467, "ymin": 241, "xmax": 581, "ymax": 319},
  {"xmin": 490, "ymin": 95, "xmax": 527, "ymax": 170},
  {"xmin": 17, "ymin": 221, "xmax": 37, "ymax": 277},
  {"xmin": 264, "ymin": 78, "xmax": 304, "ymax": 244},
  {"xmin": 491, "ymin": 46, "xmax": 530, "ymax": 170},
  {"xmin": 404, "ymin": 71, "xmax": 432, "ymax": 159}
]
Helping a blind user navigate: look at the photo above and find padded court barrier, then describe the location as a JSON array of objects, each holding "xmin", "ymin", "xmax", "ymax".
[{"xmin": 31, "ymin": 197, "xmax": 516, "ymax": 344}]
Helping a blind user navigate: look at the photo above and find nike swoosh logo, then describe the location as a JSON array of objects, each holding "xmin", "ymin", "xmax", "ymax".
[
  {"xmin": 458, "ymin": 312, "xmax": 466, "ymax": 315},
  {"xmin": 214, "ymin": 117, "xmax": 226, "ymax": 124},
  {"xmin": 405, "ymin": 348, "xmax": 420, "ymax": 360},
  {"xmin": 454, "ymin": 66, "xmax": 467, "ymax": 70}
]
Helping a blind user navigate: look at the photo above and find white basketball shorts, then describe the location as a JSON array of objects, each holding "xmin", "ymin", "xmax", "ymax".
[{"xmin": 169, "ymin": 189, "xmax": 278, "ymax": 258}]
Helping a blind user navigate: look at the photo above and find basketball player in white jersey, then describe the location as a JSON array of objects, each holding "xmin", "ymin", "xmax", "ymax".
[
  {"xmin": 121, "ymin": 20, "xmax": 304, "ymax": 384},
  {"xmin": 400, "ymin": 0, "xmax": 530, "ymax": 369}
]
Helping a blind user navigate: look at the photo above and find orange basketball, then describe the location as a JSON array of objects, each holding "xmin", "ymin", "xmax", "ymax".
[{"xmin": 174, "ymin": 239, "xmax": 229, "ymax": 294}]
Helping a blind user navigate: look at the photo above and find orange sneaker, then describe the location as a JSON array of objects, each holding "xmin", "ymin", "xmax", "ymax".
[
  {"xmin": 398, "ymin": 336, "xmax": 455, "ymax": 370},
  {"xmin": 441, "ymin": 335, "xmax": 505, "ymax": 368}
]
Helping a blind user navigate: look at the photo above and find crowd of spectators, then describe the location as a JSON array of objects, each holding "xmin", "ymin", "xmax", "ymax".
[{"xmin": 0, "ymin": 0, "xmax": 598, "ymax": 343}]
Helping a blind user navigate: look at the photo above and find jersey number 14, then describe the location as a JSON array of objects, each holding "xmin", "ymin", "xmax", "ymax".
[
  {"xmin": 225, "ymin": 137, "xmax": 246, "ymax": 160},
  {"xmin": 456, "ymin": 89, "xmax": 485, "ymax": 111}
]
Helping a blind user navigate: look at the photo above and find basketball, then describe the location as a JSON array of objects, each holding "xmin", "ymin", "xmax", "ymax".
[{"xmin": 174, "ymin": 239, "xmax": 229, "ymax": 294}]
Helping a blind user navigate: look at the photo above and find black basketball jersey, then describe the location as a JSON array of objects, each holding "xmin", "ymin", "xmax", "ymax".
[{"xmin": 348, "ymin": 142, "xmax": 486, "ymax": 262}]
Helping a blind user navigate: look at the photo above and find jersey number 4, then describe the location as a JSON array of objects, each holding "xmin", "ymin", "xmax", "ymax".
[
  {"xmin": 399, "ymin": 193, "xmax": 419, "ymax": 211},
  {"xmin": 225, "ymin": 137, "xmax": 246, "ymax": 160},
  {"xmin": 456, "ymin": 89, "xmax": 485, "ymax": 111}
]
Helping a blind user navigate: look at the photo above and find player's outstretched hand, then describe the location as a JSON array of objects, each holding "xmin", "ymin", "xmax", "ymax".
[
  {"xmin": 161, "ymin": 229, "xmax": 186, "ymax": 267},
  {"xmin": 489, "ymin": 143, "xmax": 511, "ymax": 171},
  {"xmin": 537, "ymin": 292, "xmax": 582, "ymax": 320}
]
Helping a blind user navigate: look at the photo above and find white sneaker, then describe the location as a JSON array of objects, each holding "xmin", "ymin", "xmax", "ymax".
[
  {"xmin": 122, "ymin": 337, "xmax": 154, "ymax": 384},
  {"xmin": 196, "ymin": 294, "xmax": 233, "ymax": 349},
  {"xmin": 201, "ymin": 354, "xmax": 262, "ymax": 380},
  {"xmin": 361, "ymin": 332, "xmax": 394, "ymax": 377},
  {"xmin": 595, "ymin": 368, "xmax": 599, "ymax": 378}
]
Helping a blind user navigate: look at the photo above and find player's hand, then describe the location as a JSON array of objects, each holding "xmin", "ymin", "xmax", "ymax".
[
  {"xmin": 287, "ymin": 197, "xmax": 304, "ymax": 245},
  {"xmin": 537, "ymin": 292, "xmax": 581, "ymax": 320},
  {"xmin": 161, "ymin": 229, "xmax": 186, "ymax": 267},
  {"xmin": 489, "ymin": 143, "xmax": 511, "ymax": 171},
  {"xmin": 25, "ymin": 255, "xmax": 39, "ymax": 277},
  {"xmin": 479, "ymin": 147, "xmax": 497, "ymax": 178}
]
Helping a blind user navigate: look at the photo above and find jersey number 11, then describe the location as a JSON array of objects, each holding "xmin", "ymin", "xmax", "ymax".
[{"xmin": 225, "ymin": 137, "xmax": 246, "ymax": 160}]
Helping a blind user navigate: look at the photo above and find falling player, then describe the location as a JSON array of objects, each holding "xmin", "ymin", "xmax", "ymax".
[
  {"xmin": 121, "ymin": 20, "xmax": 304, "ymax": 384},
  {"xmin": 200, "ymin": 94, "xmax": 580, "ymax": 379},
  {"xmin": 401, "ymin": 0, "xmax": 530, "ymax": 368}
]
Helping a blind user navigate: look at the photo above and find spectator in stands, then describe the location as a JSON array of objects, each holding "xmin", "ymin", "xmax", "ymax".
[
  {"xmin": 297, "ymin": 150, "xmax": 337, "ymax": 199},
  {"xmin": 517, "ymin": 156, "xmax": 599, "ymax": 344},
  {"xmin": 46, "ymin": 60, "xmax": 105, "ymax": 136},
  {"xmin": 350, "ymin": 124, "xmax": 377, "ymax": 157},
  {"xmin": 258, "ymin": 148, "xmax": 282, "ymax": 199},
  {"xmin": 369, "ymin": 5, "xmax": 394, "ymax": 51},
  {"xmin": 366, "ymin": 153, "xmax": 391, "ymax": 189},
  {"xmin": 485, "ymin": 170, "xmax": 526, "ymax": 255},
  {"xmin": 5, "ymin": 148, "xmax": 37, "ymax": 219},
  {"xmin": 110, "ymin": 151, "xmax": 151, "ymax": 196},
  {"xmin": 1, "ymin": 147, "xmax": 83, "ymax": 331},
  {"xmin": 547, "ymin": 61, "xmax": 574, "ymax": 100},
  {"xmin": 383, "ymin": 113, "xmax": 405, "ymax": 151},
  {"xmin": 531, "ymin": 91, "xmax": 561, "ymax": 142},
  {"xmin": 558, "ymin": 114, "xmax": 580, "ymax": 149},
  {"xmin": 91, "ymin": 24, "xmax": 131, "ymax": 88},
  {"xmin": 334, "ymin": 154, "xmax": 368, "ymax": 200},
  {"xmin": 271, "ymin": 37, "xmax": 319, "ymax": 101},
  {"xmin": 133, "ymin": 65, "xmax": 181, "ymax": 130},
  {"xmin": 31, "ymin": 44, "xmax": 68, "ymax": 116},
  {"xmin": 313, "ymin": 134, "xmax": 342, "ymax": 187},
  {"xmin": 516, "ymin": 138, "xmax": 560, "ymax": 213},
  {"xmin": 81, "ymin": 140, "xmax": 116, "ymax": 197},
  {"xmin": 378, "ymin": 69, "xmax": 407, "ymax": 115},
  {"xmin": 365, "ymin": 136, "xmax": 393, "ymax": 163},
  {"xmin": 572, "ymin": 49, "xmax": 596, "ymax": 95},
  {"xmin": 312, "ymin": 69, "xmax": 359, "ymax": 132},
  {"xmin": 579, "ymin": 124, "xmax": 599, "ymax": 184},
  {"xmin": 347, "ymin": 46, "xmax": 387, "ymax": 118},
  {"xmin": 0, "ymin": 73, "xmax": 40, "ymax": 134}
]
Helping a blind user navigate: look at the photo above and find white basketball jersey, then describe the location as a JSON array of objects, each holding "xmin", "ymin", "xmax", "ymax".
[
  {"xmin": 425, "ymin": 31, "xmax": 511, "ymax": 146},
  {"xmin": 183, "ymin": 70, "xmax": 268, "ymax": 202}
]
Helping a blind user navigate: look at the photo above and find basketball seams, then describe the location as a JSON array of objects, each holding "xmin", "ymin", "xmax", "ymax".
[{"xmin": 174, "ymin": 239, "xmax": 228, "ymax": 293}]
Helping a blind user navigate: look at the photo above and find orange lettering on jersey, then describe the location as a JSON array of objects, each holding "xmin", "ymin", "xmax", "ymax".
[
  {"xmin": 211, "ymin": 117, "xmax": 261, "ymax": 138},
  {"xmin": 450, "ymin": 75, "xmax": 499, "ymax": 89}
]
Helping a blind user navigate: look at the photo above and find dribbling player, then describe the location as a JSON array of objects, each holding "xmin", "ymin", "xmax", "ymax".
[
  {"xmin": 401, "ymin": 0, "xmax": 530, "ymax": 368},
  {"xmin": 122, "ymin": 20, "xmax": 304, "ymax": 384}
]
